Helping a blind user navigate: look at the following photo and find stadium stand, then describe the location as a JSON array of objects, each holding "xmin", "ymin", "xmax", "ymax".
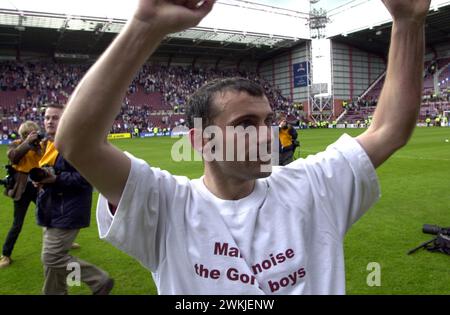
[
  {"xmin": 0, "ymin": 61, "xmax": 295, "ymax": 136},
  {"xmin": 337, "ymin": 55, "xmax": 450, "ymax": 125},
  {"xmin": 0, "ymin": 3, "xmax": 448, "ymax": 134}
]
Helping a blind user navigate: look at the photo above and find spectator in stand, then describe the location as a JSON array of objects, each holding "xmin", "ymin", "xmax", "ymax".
[{"xmin": 1, "ymin": 61, "xmax": 294, "ymax": 134}]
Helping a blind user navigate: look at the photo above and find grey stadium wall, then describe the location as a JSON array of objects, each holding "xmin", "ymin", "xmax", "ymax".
[
  {"xmin": 259, "ymin": 42, "xmax": 311, "ymax": 114},
  {"xmin": 331, "ymin": 41, "xmax": 386, "ymax": 116}
]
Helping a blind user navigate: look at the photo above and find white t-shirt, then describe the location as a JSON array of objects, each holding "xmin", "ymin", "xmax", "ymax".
[{"xmin": 97, "ymin": 134, "xmax": 380, "ymax": 295}]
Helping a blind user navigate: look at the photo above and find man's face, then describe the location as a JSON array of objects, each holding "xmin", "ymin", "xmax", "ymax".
[
  {"xmin": 204, "ymin": 91, "xmax": 274, "ymax": 180},
  {"xmin": 44, "ymin": 107, "xmax": 63, "ymax": 137}
]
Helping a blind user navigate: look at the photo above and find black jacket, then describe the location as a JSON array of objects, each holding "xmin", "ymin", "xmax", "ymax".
[{"xmin": 36, "ymin": 154, "xmax": 92, "ymax": 229}]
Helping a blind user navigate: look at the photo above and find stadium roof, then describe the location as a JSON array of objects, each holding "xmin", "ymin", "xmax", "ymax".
[
  {"xmin": 0, "ymin": 0, "xmax": 311, "ymax": 37},
  {"xmin": 0, "ymin": 0, "xmax": 311, "ymax": 61},
  {"xmin": 330, "ymin": 3, "xmax": 450, "ymax": 56}
]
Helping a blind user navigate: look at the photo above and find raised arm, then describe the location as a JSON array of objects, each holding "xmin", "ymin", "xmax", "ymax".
[
  {"xmin": 356, "ymin": 0, "xmax": 431, "ymax": 168},
  {"xmin": 55, "ymin": 0, "xmax": 215, "ymax": 206}
]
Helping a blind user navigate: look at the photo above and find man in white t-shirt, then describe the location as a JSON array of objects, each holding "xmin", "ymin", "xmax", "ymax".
[{"xmin": 55, "ymin": 0, "xmax": 431, "ymax": 294}]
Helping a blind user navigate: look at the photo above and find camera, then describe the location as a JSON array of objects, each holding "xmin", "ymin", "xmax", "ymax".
[
  {"xmin": 37, "ymin": 132, "xmax": 45, "ymax": 141},
  {"xmin": 29, "ymin": 166, "xmax": 54, "ymax": 182},
  {"xmin": 0, "ymin": 165, "xmax": 16, "ymax": 189},
  {"xmin": 423, "ymin": 224, "xmax": 450, "ymax": 236},
  {"xmin": 408, "ymin": 224, "xmax": 450, "ymax": 255},
  {"xmin": 30, "ymin": 132, "xmax": 46, "ymax": 147}
]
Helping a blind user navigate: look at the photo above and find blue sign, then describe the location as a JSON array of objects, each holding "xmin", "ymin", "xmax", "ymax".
[
  {"xmin": 294, "ymin": 76, "xmax": 310, "ymax": 88},
  {"xmin": 139, "ymin": 132, "xmax": 172, "ymax": 138},
  {"xmin": 293, "ymin": 62, "xmax": 310, "ymax": 88},
  {"xmin": 140, "ymin": 132, "xmax": 156, "ymax": 138},
  {"xmin": 293, "ymin": 62, "xmax": 309, "ymax": 76}
]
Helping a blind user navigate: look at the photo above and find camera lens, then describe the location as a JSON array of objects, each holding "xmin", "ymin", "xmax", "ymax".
[{"xmin": 423, "ymin": 224, "xmax": 440, "ymax": 235}]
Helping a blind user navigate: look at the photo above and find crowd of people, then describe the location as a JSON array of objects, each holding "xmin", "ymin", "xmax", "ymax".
[
  {"xmin": 1, "ymin": 58, "xmax": 447, "ymax": 138},
  {"xmin": 115, "ymin": 65, "xmax": 296, "ymax": 133},
  {"xmin": 342, "ymin": 96, "xmax": 378, "ymax": 112},
  {"xmin": 341, "ymin": 93, "xmax": 449, "ymax": 126},
  {"xmin": 0, "ymin": 61, "xmax": 295, "ymax": 137}
]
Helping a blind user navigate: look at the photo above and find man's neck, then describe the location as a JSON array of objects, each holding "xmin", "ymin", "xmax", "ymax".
[{"xmin": 203, "ymin": 167, "xmax": 255, "ymax": 201}]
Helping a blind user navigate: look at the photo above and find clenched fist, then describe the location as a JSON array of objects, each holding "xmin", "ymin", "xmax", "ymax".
[{"xmin": 134, "ymin": 0, "xmax": 215, "ymax": 35}]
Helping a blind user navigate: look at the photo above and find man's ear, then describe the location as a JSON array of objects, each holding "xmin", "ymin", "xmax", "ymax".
[{"xmin": 189, "ymin": 128, "xmax": 204, "ymax": 153}]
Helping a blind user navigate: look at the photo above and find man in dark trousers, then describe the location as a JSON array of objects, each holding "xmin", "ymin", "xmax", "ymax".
[{"xmin": 33, "ymin": 104, "xmax": 114, "ymax": 295}]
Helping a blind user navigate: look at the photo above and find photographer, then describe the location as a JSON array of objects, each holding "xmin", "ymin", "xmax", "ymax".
[
  {"xmin": 278, "ymin": 118, "xmax": 299, "ymax": 166},
  {"xmin": 33, "ymin": 104, "xmax": 113, "ymax": 295},
  {"xmin": 0, "ymin": 121, "xmax": 42, "ymax": 269}
]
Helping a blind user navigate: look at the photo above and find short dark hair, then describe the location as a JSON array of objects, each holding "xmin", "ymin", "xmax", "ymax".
[
  {"xmin": 186, "ymin": 77, "xmax": 266, "ymax": 129},
  {"xmin": 44, "ymin": 103, "xmax": 65, "ymax": 110}
]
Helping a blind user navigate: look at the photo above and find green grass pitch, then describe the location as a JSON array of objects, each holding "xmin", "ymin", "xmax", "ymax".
[{"xmin": 0, "ymin": 127, "xmax": 449, "ymax": 294}]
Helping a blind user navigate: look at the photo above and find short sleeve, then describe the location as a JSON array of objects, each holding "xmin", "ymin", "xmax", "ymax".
[
  {"xmin": 96, "ymin": 152, "xmax": 188, "ymax": 271},
  {"xmin": 292, "ymin": 133, "xmax": 381, "ymax": 238}
]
